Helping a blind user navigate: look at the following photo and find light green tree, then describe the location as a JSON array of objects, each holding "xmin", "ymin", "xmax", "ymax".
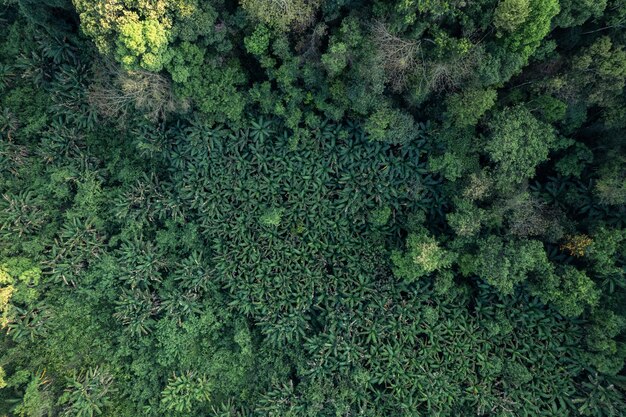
[
  {"xmin": 494, "ymin": 0, "xmax": 531, "ymax": 33},
  {"xmin": 392, "ymin": 230, "xmax": 456, "ymax": 282},
  {"xmin": 486, "ymin": 106, "xmax": 557, "ymax": 190},
  {"xmin": 240, "ymin": 0, "xmax": 321, "ymax": 30}
]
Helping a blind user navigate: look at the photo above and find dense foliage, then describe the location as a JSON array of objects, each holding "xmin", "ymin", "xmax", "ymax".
[{"xmin": 0, "ymin": 0, "xmax": 625, "ymax": 416}]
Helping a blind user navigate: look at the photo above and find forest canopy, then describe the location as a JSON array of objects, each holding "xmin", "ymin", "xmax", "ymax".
[{"xmin": 0, "ymin": 0, "xmax": 625, "ymax": 416}]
